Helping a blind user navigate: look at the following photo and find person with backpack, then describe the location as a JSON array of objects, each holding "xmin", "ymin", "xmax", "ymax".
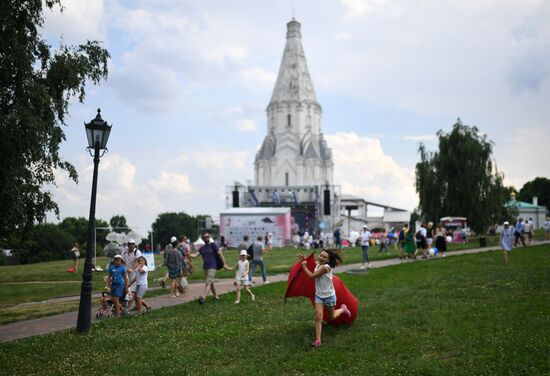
[{"xmin": 190, "ymin": 231, "xmax": 227, "ymax": 304}]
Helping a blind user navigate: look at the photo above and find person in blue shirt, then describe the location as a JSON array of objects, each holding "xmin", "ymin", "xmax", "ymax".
[{"xmin": 108, "ymin": 254, "xmax": 128, "ymax": 317}]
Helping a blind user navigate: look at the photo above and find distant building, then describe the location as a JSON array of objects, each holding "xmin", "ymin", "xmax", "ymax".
[
  {"xmin": 504, "ymin": 193, "xmax": 546, "ymax": 228},
  {"xmin": 225, "ymin": 19, "xmax": 410, "ymax": 237}
]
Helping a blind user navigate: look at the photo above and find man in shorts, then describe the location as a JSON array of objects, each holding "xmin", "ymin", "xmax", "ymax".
[{"xmin": 190, "ymin": 231, "xmax": 227, "ymax": 304}]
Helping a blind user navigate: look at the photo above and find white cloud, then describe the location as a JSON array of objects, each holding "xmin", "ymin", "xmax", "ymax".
[
  {"xmin": 326, "ymin": 132, "xmax": 417, "ymax": 211},
  {"xmin": 235, "ymin": 119, "xmax": 257, "ymax": 132},
  {"xmin": 240, "ymin": 68, "xmax": 277, "ymax": 85},
  {"xmin": 108, "ymin": 62, "xmax": 184, "ymax": 112},
  {"xmin": 43, "ymin": 0, "xmax": 106, "ymax": 44},
  {"xmin": 402, "ymin": 134, "xmax": 438, "ymax": 142},
  {"xmin": 340, "ymin": 0, "xmax": 391, "ymax": 18},
  {"xmin": 333, "ymin": 32, "xmax": 352, "ymax": 41},
  {"xmin": 494, "ymin": 125, "xmax": 550, "ymax": 188},
  {"xmin": 154, "ymin": 171, "xmax": 192, "ymax": 194}
]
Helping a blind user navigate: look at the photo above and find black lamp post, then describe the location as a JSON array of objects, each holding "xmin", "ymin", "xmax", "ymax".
[{"xmin": 77, "ymin": 109, "xmax": 112, "ymax": 333}]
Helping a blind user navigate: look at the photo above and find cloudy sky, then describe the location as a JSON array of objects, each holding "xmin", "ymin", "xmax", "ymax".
[{"xmin": 43, "ymin": 0, "xmax": 550, "ymax": 236}]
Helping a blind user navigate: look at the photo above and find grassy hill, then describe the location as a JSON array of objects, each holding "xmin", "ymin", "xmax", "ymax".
[{"xmin": 0, "ymin": 245, "xmax": 548, "ymax": 375}]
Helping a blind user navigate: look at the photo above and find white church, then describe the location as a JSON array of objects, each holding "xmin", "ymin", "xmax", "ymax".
[{"xmin": 225, "ymin": 19, "xmax": 410, "ymax": 237}]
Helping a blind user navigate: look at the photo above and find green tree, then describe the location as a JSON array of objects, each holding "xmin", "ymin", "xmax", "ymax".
[
  {"xmin": 518, "ymin": 177, "xmax": 550, "ymax": 209},
  {"xmin": 58, "ymin": 217, "xmax": 89, "ymax": 246},
  {"xmin": 21, "ymin": 223, "xmax": 74, "ymax": 263},
  {"xmin": 152, "ymin": 212, "xmax": 199, "ymax": 247},
  {"xmin": 0, "ymin": 0, "xmax": 110, "ymax": 239},
  {"xmin": 58, "ymin": 216, "xmax": 108, "ymax": 254},
  {"xmin": 415, "ymin": 119, "xmax": 507, "ymax": 235},
  {"xmin": 109, "ymin": 215, "xmax": 130, "ymax": 231}
]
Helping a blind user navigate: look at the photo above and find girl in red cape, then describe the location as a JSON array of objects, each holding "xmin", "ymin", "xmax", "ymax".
[{"xmin": 298, "ymin": 249, "xmax": 351, "ymax": 348}]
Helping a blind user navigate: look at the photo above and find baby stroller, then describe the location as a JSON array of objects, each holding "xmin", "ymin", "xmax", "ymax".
[
  {"xmin": 95, "ymin": 289, "xmax": 115, "ymax": 319},
  {"xmin": 95, "ymin": 288, "xmax": 130, "ymax": 318}
]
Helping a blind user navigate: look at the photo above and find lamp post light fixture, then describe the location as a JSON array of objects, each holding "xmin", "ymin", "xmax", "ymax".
[{"xmin": 77, "ymin": 109, "xmax": 112, "ymax": 333}]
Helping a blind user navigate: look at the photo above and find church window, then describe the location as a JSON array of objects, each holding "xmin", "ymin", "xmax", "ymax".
[
  {"xmin": 287, "ymin": 114, "xmax": 291, "ymax": 127},
  {"xmin": 285, "ymin": 172, "xmax": 289, "ymax": 186}
]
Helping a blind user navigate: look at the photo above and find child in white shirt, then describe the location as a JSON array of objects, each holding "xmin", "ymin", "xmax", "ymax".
[{"xmin": 226, "ymin": 250, "xmax": 255, "ymax": 304}]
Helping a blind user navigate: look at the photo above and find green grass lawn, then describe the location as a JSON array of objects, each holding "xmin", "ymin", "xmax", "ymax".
[
  {"xmin": 0, "ymin": 235, "xmax": 539, "ymax": 324},
  {"xmin": 0, "ymin": 245, "xmax": 548, "ymax": 375}
]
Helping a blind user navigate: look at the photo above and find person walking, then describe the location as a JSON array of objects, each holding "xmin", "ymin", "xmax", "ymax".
[
  {"xmin": 190, "ymin": 231, "xmax": 227, "ymax": 304},
  {"xmin": 404, "ymin": 226, "xmax": 417, "ymax": 259},
  {"xmin": 165, "ymin": 237, "xmax": 184, "ymax": 298},
  {"xmin": 500, "ymin": 221, "xmax": 514, "ymax": 264},
  {"xmin": 513, "ymin": 219, "xmax": 526, "ymax": 247},
  {"xmin": 415, "ymin": 223, "xmax": 427, "ymax": 258},
  {"xmin": 333, "ymin": 228, "xmax": 341, "ymax": 248},
  {"xmin": 108, "ymin": 255, "xmax": 128, "ymax": 317},
  {"xmin": 134, "ymin": 256, "xmax": 151, "ymax": 314},
  {"xmin": 423, "ymin": 222, "xmax": 434, "ymax": 257},
  {"xmin": 226, "ymin": 250, "xmax": 255, "ymax": 304},
  {"xmin": 249, "ymin": 235, "xmax": 270, "ymax": 284},
  {"xmin": 523, "ymin": 219, "xmax": 532, "ymax": 244},
  {"xmin": 298, "ymin": 249, "xmax": 351, "ymax": 348},
  {"xmin": 122, "ymin": 239, "xmax": 141, "ymax": 311},
  {"xmin": 359, "ymin": 225, "xmax": 371, "ymax": 269},
  {"xmin": 434, "ymin": 223, "xmax": 448, "ymax": 257},
  {"xmin": 398, "ymin": 226, "xmax": 407, "ymax": 260}
]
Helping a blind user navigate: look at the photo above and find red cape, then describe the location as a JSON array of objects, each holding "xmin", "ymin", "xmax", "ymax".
[{"xmin": 285, "ymin": 253, "xmax": 358, "ymax": 324}]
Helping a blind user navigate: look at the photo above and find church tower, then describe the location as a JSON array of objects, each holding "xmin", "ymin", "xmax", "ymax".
[{"xmin": 254, "ymin": 19, "xmax": 333, "ymax": 187}]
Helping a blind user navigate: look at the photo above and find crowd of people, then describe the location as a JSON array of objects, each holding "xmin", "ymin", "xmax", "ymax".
[{"xmin": 92, "ymin": 217, "xmax": 549, "ymax": 348}]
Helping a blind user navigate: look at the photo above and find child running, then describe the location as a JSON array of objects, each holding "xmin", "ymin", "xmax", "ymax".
[
  {"xmin": 107, "ymin": 254, "xmax": 128, "ymax": 317},
  {"xmin": 298, "ymin": 249, "xmax": 351, "ymax": 348},
  {"xmin": 226, "ymin": 250, "xmax": 255, "ymax": 304}
]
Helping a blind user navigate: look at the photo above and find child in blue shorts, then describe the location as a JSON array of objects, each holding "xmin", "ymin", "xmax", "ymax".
[
  {"xmin": 299, "ymin": 249, "xmax": 351, "ymax": 348},
  {"xmin": 108, "ymin": 254, "xmax": 128, "ymax": 317}
]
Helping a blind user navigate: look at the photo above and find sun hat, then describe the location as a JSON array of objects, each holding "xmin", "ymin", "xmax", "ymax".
[
  {"xmin": 114, "ymin": 254, "xmax": 123, "ymax": 260},
  {"xmin": 503, "ymin": 221, "xmax": 510, "ymax": 225},
  {"xmin": 240, "ymin": 249, "xmax": 247, "ymax": 256},
  {"xmin": 127, "ymin": 239, "xmax": 135, "ymax": 244}
]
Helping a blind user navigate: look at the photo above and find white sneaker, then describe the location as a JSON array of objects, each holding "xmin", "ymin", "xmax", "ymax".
[
  {"xmin": 360, "ymin": 265, "xmax": 365, "ymax": 270},
  {"xmin": 264, "ymin": 280, "xmax": 270, "ymax": 284},
  {"xmin": 368, "ymin": 263, "xmax": 372, "ymax": 267},
  {"xmin": 234, "ymin": 300, "xmax": 240, "ymax": 304}
]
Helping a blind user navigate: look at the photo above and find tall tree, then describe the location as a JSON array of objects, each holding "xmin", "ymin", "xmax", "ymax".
[
  {"xmin": 518, "ymin": 177, "xmax": 550, "ymax": 209},
  {"xmin": 109, "ymin": 215, "xmax": 130, "ymax": 231},
  {"xmin": 152, "ymin": 212, "xmax": 198, "ymax": 247},
  {"xmin": 416, "ymin": 119, "xmax": 507, "ymax": 234},
  {"xmin": 0, "ymin": 0, "xmax": 110, "ymax": 239}
]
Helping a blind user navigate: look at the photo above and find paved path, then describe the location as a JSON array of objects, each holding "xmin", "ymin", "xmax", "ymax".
[{"xmin": 0, "ymin": 242, "xmax": 545, "ymax": 343}]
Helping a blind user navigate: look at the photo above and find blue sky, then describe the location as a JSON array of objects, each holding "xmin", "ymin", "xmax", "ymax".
[{"xmin": 43, "ymin": 0, "xmax": 550, "ymax": 237}]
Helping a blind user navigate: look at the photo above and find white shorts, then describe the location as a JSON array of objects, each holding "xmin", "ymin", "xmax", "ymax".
[{"xmin": 136, "ymin": 284, "xmax": 147, "ymax": 298}]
